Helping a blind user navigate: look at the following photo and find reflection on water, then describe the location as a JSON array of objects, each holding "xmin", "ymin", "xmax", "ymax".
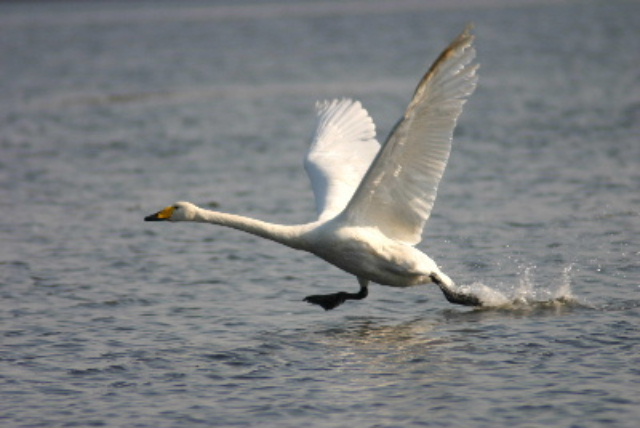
[{"xmin": 315, "ymin": 316, "xmax": 441, "ymax": 349}]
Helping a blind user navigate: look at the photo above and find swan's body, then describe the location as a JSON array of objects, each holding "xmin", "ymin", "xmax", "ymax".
[{"xmin": 146, "ymin": 26, "xmax": 480, "ymax": 310}]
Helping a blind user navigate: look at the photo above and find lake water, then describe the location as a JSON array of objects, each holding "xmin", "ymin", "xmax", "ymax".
[{"xmin": 1, "ymin": 0, "xmax": 639, "ymax": 427}]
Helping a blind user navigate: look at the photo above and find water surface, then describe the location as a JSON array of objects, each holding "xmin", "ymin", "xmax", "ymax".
[{"xmin": 1, "ymin": 1, "xmax": 639, "ymax": 427}]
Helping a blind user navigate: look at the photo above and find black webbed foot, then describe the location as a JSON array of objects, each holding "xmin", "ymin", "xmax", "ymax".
[
  {"xmin": 430, "ymin": 274, "xmax": 482, "ymax": 307},
  {"xmin": 439, "ymin": 287, "xmax": 482, "ymax": 307},
  {"xmin": 303, "ymin": 292, "xmax": 351, "ymax": 311},
  {"xmin": 304, "ymin": 286, "xmax": 368, "ymax": 311}
]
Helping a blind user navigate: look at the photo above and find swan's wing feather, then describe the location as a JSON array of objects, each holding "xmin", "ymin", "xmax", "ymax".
[
  {"xmin": 343, "ymin": 26, "xmax": 478, "ymax": 244},
  {"xmin": 304, "ymin": 98, "xmax": 380, "ymax": 221}
]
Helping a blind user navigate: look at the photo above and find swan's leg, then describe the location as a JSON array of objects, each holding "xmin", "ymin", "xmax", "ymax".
[
  {"xmin": 304, "ymin": 277, "xmax": 369, "ymax": 311},
  {"xmin": 430, "ymin": 274, "xmax": 482, "ymax": 307}
]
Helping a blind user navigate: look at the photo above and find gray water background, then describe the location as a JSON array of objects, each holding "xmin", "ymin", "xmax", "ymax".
[{"xmin": 1, "ymin": 0, "xmax": 639, "ymax": 427}]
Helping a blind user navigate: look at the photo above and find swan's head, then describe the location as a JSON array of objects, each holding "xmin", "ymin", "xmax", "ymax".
[{"xmin": 144, "ymin": 201, "xmax": 199, "ymax": 222}]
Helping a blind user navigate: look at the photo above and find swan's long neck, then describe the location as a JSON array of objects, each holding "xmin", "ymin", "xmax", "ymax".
[{"xmin": 193, "ymin": 208, "xmax": 314, "ymax": 251}]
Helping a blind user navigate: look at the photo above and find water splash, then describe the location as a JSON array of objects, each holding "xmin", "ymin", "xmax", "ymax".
[{"xmin": 458, "ymin": 265, "xmax": 576, "ymax": 308}]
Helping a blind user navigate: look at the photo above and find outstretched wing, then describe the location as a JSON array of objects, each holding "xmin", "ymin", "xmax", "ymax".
[
  {"xmin": 343, "ymin": 26, "xmax": 479, "ymax": 245},
  {"xmin": 304, "ymin": 98, "xmax": 380, "ymax": 222}
]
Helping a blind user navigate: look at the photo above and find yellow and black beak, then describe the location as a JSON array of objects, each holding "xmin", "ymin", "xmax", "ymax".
[{"xmin": 144, "ymin": 206, "xmax": 175, "ymax": 222}]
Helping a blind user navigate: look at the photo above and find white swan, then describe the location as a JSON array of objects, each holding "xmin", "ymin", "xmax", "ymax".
[{"xmin": 145, "ymin": 26, "xmax": 480, "ymax": 310}]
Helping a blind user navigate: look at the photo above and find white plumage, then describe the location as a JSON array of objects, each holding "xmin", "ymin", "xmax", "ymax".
[
  {"xmin": 305, "ymin": 99, "xmax": 380, "ymax": 222},
  {"xmin": 146, "ymin": 26, "xmax": 481, "ymax": 310}
]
